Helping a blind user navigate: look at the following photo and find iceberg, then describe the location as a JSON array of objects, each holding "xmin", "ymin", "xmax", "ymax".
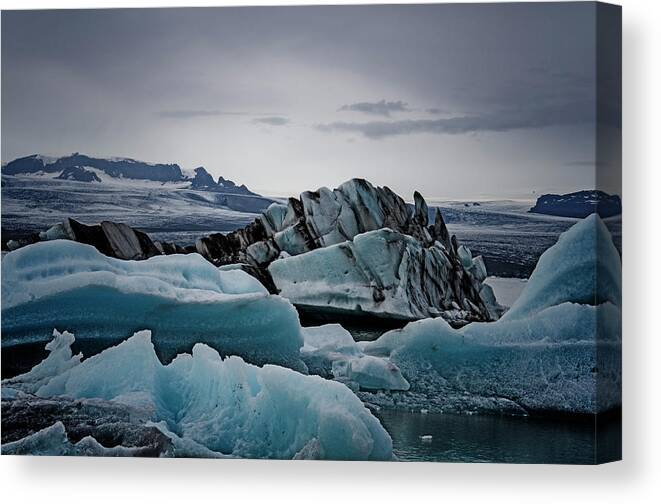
[
  {"xmin": 3, "ymin": 330, "xmax": 393, "ymax": 460},
  {"xmin": 502, "ymin": 214, "xmax": 621, "ymax": 320},
  {"xmin": 270, "ymin": 228, "xmax": 497, "ymax": 325},
  {"xmin": 6, "ymin": 329, "xmax": 82, "ymax": 391},
  {"xmin": 198, "ymin": 178, "xmax": 412, "ymax": 266},
  {"xmin": 332, "ymin": 355, "xmax": 410, "ymax": 392},
  {"xmin": 371, "ymin": 304, "xmax": 620, "ymax": 414},
  {"xmin": 300, "ymin": 324, "xmax": 361, "ymax": 377},
  {"xmin": 196, "ymin": 179, "xmax": 498, "ymax": 324},
  {"xmin": 259, "ymin": 202, "xmax": 290, "ymax": 236},
  {"xmin": 2, "ymin": 422, "xmax": 152, "ymax": 457},
  {"xmin": 2, "ymin": 383, "xmax": 221, "ymax": 458},
  {"xmin": 33, "ymin": 217, "xmax": 184, "ymax": 260},
  {"xmin": 301, "ymin": 324, "xmax": 360, "ymax": 355},
  {"xmin": 1, "ymin": 240, "xmax": 306, "ymax": 371},
  {"xmin": 361, "ymin": 215, "xmax": 622, "ymax": 415},
  {"xmin": 301, "ymin": 324, "xmax": 409, "ymax": 392}
]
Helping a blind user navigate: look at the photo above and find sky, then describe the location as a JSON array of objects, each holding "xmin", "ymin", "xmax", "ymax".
[{"xmin": 1, "ymin": 3, "xmax": 621, "ymax": 200}]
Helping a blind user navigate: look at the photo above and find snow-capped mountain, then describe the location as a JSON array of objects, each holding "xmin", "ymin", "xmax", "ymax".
[
  {"xmin": 1, "ymin": 153, "xmax": 275, "ymax": 238},
  {"xmin": 2, "ymin": 153, "xmax": 257, "ymax": 196},
  {"xmin": 529, "ymin": 190, "xmax": 622, "ymax": 218}
]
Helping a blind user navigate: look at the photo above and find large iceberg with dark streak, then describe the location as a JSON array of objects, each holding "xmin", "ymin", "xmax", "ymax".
[
  {"xmin": 1, "ymin": 240, "xmax": 306, "ymax": 371},
  {"xmin": 269, "ymin": 228, "xmax": 500, "ymax": 324},
  {"xmin": 197, "ymin": 178, "xmax": 499, "ymax": 324},
  {"xmin": 3, "ymin": 329, "xmax": 392, "ymax": 460},
  {"xmin": 361, "ymin": 215, "xmax": 622, "ymax": 415}
]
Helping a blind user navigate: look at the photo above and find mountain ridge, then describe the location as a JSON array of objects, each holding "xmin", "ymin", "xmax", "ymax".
[{"xmin": 2, "ymin": 153, "xmax": 256, "ymax": 196}]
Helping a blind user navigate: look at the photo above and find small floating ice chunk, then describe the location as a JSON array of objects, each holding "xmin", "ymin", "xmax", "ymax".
[
  {"xmin": 342, "ymin": 356, "xmax": 410, "ymax": 392},
  {"xmin": 301, "ymin": 324, "xmax": 360, "ymax": 357},
  {"xmin": 302, "ymin": 324, "xmax": 409, "ymax": 391}
]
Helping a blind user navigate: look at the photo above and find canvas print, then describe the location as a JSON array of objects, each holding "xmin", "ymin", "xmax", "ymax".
[{"xmin": 0, "ymin": 3, "xmax": 621, "ymax": 463}]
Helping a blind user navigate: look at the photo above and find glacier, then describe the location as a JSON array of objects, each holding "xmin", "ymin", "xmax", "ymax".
[
  {"xmin": 360, "ymin": 215, "xmax": 622, "ymax": 415},
  {"xmin": 3, "ymin": 330, "xmax": 393, "ymax": 460},
  {"xmin": 1, "ymin": 240, "xmax": 306, "ymax": 371},
  {"xmin": 1, "ymin": 168, "xmax": 273, "ymax": 245}
]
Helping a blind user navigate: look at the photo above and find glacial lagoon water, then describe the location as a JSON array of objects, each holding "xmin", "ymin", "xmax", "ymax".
[{"xmin": 377, "ymin": 409, "xmax": 621, "ymax": 464}]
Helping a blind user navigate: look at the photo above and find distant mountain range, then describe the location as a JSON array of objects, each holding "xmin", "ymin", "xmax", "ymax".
[
  {"xmin": 2, "ymin": 153, "xmax": 257, "ymax": 196},
  {"xmin": 529, "ymin": 190, "xmax": 621, "ymax": 218},
  {"xmin": 1, "ymin": 153, "xmax": 276, "ymax": 238}
]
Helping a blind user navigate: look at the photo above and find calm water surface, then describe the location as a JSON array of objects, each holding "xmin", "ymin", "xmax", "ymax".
[{"xmin": 377, "ymin": 409, "xmax": 621, "ymax": 464}]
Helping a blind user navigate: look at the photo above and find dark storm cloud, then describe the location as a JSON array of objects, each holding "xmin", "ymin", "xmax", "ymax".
[
  {"xmin": 318, "ymin": 100, "xmax": 595, "ymax": 139},
  {"xmin": 338, "ymin": 100, "xmax": 409, "ymax": 117},
  {"xmin": 252, "ymin": 116, "xmax": 289, "ymax": 126}
]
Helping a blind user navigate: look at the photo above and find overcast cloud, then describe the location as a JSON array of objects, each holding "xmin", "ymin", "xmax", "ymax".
[{"xmin": 1, "ymin": 4, "xmax": 620, "ymax": 198}]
